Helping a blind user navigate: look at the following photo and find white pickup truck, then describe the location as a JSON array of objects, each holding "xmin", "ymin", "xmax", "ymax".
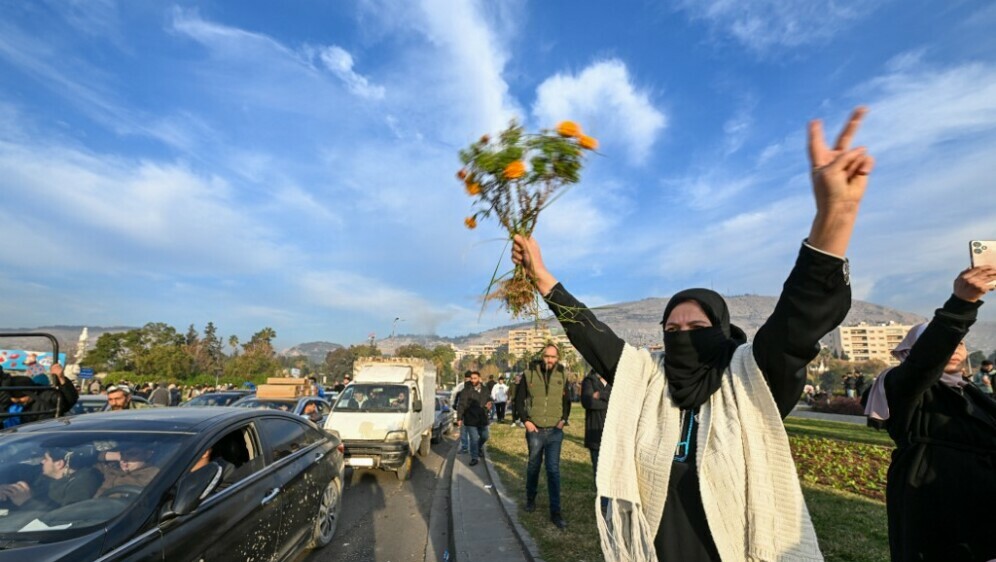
[{"xmin": 324, "ymin": 357, "xmax": 436, "ymax": 480}]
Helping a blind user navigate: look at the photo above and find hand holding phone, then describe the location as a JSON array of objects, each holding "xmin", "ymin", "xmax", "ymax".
[{"xmin": 970, "ymin": 241, "xmax": 996, "ymax": 287}]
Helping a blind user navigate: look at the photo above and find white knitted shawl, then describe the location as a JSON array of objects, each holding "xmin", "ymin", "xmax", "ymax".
[{"xmin": 595, "ymin": 344, "xmax": 822, "ymax": 562}]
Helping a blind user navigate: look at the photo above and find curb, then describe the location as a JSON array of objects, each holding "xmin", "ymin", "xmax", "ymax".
[
  {"xmin": 428, "ymin": 436, "xmax": 458, "ymax": 562},
  {"xmin": 483, "ymin": 448, "xmax": 545, "ymax": 562}
]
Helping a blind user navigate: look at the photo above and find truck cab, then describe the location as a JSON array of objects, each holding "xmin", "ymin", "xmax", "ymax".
[{"xmin": 324, "ymin": 358, "xmax": 436, "ymax": 480}]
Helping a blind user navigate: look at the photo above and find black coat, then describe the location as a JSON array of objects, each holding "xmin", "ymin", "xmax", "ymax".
[
  {"xmin": 457, "ymin": 383, "xmax": 491, "ymax": 427},
  {"xmin": 884, "ymin": 296, "xmax": 996, "ymax": 562},
  {"xmin": 580, "ymin": 372, "xmax": 610, "ymax": 449}
]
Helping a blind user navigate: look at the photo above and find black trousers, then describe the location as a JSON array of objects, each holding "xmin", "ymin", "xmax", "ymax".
[{"xmin": 495, "ymin": 401, "xmax": 507, "ymax": 421}]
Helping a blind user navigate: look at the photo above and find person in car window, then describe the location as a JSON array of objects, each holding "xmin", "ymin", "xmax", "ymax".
[
  {"xmin": 106, "ymin": 385, "xmax": 139, "ymax": 411},
  {"xmin": 302, "ymin": 402, "xmax": 322, "ymax": 423},
  {"xmin": 95, "ymin": 447, "xmax": 159, "ymax": 496},
  {"xmin": 390, "ymin": 389, "xmax": 409, "ymax": 409},
  {"xmin": 0, "ymin": 446, "xmax": 102, "ymax": 508}
]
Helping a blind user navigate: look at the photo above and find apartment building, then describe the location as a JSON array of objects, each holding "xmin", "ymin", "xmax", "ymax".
[
  {"xmin": 507, "ymin": 326, "xmax": 574, "ymax": 359},
  {"xmin": 828, "ymin": 322, "xmax": 913, "ymax": 366}
]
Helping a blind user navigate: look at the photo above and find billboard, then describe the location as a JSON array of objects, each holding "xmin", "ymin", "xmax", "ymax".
[{"xmin": 0, "ymin": 350, "xmax": 67, "ymax": 374}]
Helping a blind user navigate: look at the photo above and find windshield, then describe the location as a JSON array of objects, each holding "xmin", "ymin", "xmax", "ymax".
[
  {"xmin": 67, "ymin": 398, "xmax": 107, "ymax": 416},
  {"xmin": 232, "ymin": 398, "xmax": 297, "ymax": 412},
  {"xmin": 0, "ymin": 431, "xmax": 187, "ymax": 539},
  {"xmin": 334, "ymin": 384, "xmax": 410, "ymax": 412},
  {"xmin": 180, "ymin": 393, "xmax": 244, "ymax": 407}
]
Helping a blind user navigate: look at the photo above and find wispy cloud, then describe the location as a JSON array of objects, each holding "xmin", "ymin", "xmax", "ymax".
[
  {"xmin": 674, "ymin": 0, "xmax": 883, "ymax": 53},
  {"xmin": 532, "ymin": 59, "xmax": 666, "ymax": 164},
  {"xmin": 309, "ymin": 45, "xmax": 385, "ymax": 100}
]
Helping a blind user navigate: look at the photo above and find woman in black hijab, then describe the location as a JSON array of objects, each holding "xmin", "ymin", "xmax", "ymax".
[{"xmin": 511, "ymin": 107, "xmax": 874, "ymax": 561}]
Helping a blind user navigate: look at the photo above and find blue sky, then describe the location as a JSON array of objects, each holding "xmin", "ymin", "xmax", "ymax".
[{"xmin": 2, "ymin": 1, "xmax": 996, "ymax": 347}]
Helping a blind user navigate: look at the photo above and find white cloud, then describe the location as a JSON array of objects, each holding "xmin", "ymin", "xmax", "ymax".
[
  {"xmin": 675, "ymin": 0, "xmax": 882, "ymax": 53},
  {"xmin": 298, "ymin": 271, "xmax": 462, "ymax": 335},
  {"xmin": 857, "ymin": 61, "xmax": 996, "ymax": 159},
  {"xmin": 311, "ymin": 45, "xmax": 385, "ymax": 100},
  {"xmin": 0, "ymin": 137, "xmax": 296, "ymax": 275},
  {"xmin": 532, "ymin": 59, "xmax": 666, "ymax": 164}
]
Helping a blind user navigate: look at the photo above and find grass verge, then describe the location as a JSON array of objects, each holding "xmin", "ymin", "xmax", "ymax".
[
  {"xmin": 784, "ymin": 416, "xmax": 894, "ymax": 446},
  {"xmin": 486, "ymin": 405, "xmax": 891, "ymax": 562}
]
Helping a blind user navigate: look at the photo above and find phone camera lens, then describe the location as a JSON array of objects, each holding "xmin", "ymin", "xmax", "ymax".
[
  {"xmin": 973, "ymin": 241, "xmax": 982, "ymax": 247},
  {"xmin": 975, "ymin": 249, "xmax": 983, "ymax": 254}
]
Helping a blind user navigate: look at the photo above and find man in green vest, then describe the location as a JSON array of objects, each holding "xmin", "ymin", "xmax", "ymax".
[{"xmin": 513, "ymin": 344, "xmax": 571, "ymax": 529}]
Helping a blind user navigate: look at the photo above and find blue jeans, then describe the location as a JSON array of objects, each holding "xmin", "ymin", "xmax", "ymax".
[
  {"xmin": 466, "ymin": 425, "xmax": 489, "ymax": 461},
  {"xmin": 459, "ymin": 424, "xmax": 469, "ymax": 452},
  {"xmin": 525, "ymin": 427, "xmax": 563, "ymax": 514}
]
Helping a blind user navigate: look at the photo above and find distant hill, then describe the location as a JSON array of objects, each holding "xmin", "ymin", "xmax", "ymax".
[
  {"xmin": 280, "ymin": 341, "xmax": 344, "ymax": 364},
  {"xmin": 435, "ymin": 295, "xmax": 996, "ymax": 357},
  {"xmin": 0, "ymin": 326, "xmax": 134, "ymax": 359}
]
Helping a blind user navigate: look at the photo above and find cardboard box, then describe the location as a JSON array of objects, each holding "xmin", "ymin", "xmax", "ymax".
[
  {"xmin": 266, "ymin": 377, "xmax": 306, "ymax": 386},
  {"xmin": 257, "ymin": 384, "xmax": 304, "ymax": 399}
]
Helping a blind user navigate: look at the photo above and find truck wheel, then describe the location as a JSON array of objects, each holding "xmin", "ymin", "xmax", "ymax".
[
  {"xmin": 396, "ymin": 455, "xmax": 412, "ymax": 481},
  {"xmin": 418, "ymin": 432, "xmax": 431, "ymax": 456}
]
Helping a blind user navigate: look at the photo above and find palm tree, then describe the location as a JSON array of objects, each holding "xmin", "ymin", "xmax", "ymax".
[{"xmin": 228, "ymin": 335, "xmax": 240, "ymax": 357}]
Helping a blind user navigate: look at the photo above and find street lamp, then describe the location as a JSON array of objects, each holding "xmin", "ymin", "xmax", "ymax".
[{"xmin": 391, "ymin": 317, "xmax": 405, "ymax": 339}]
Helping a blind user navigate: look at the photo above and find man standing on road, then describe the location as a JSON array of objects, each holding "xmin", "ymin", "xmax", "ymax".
[
  {"xmin": 451, "ymin": 371, "xmax": 472, "ymax": 454},
  {"xmin": 491, "ymin": 376, "xmax": 509, "ymax": 423},
  {"xmin": 148, "ymin": 383, "xmax": 170, "ymax": 407},
  {"xmin": 580, "ymin": 369, "xmax": 611, "ymax": 479},
  {"xmin": 514, "ymin": 344, "xmax": 571, "ymax": 530},
  {"xmin": 486, "ymin": 375, "xmax": 498, "ymax": 420},
  {"xmin": 457, "ymin": 371, "xmax": 491, "ymax": 466}
]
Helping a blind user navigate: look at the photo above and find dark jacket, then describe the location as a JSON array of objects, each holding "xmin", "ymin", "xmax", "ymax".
[
  {"xmin": 514, "ymin": 361, "xmax": 571, "ymax": 428},
  {"xmin": 580, "ymin": 371, "xmax": 611, "ymax": 449},
  {"xmin": 457, "ymin": 383, "xmax": 491, "ymax": 427},
  {"xmin": 883, "ymin": 295, "xmax": 996, "ymax": 562},
  {"xmin": 148, "ymin": 387, "xmax": 171, "ymax": 407}
]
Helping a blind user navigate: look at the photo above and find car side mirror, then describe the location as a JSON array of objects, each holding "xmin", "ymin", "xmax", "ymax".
[
  {"xmin": 167, "ymin": 462, "xmax": 223, "ymax": 518},
  {"xmin": 412, "ymin": 399, "xmax": 422, "ymax": 412}
]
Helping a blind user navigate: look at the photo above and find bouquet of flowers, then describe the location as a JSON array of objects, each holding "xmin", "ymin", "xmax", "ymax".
[{"xmin": 458, "ymin": 120, "xmax": 597, "ymax": 318}]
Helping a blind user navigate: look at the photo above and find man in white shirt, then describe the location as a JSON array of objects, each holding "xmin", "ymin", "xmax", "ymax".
[{"xmin": 491, "ymin": 377, "xmax": 509, "ymax": 423}]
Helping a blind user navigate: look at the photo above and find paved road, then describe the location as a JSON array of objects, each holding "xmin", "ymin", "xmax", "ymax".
[{"xmin": 303, "ymin": 432, "xmax": 456, "ymax": 562}]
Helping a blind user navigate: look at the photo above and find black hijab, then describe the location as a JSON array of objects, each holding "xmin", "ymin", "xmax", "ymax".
[{"xmin": 660, "ymin": 288, "xmax": 747, "ymax": 410}]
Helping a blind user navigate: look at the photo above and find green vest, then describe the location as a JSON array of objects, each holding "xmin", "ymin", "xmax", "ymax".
[{"xmin": 524, "ymin": 362, "xmax": 567, "ymax": 427}]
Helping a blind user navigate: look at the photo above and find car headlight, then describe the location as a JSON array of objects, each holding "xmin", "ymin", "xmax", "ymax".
[{"xmin": 385, "ymin": 430, "xmax": 408, "ymax": 442}]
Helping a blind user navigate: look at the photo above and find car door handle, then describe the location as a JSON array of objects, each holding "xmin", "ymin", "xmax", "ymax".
[
  {"xmin": 261, "ymin": 487, "xmax": 281, "ymax": 505},
  {"xmin": 315, "ymin": 452, "xmax": 325, "ymax": 461}
]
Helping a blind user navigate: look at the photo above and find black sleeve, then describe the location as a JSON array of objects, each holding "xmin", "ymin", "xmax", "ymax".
[
  {"xmin": 885, "ymin": 296, "xmax": 980, "ymax": 421},
  {"xmin": 562, "ymin": 381, "xmax": 571, "ymax": 421},
  {"xmin": 581, "ymin": 377, "xmax": 609, "ymax": 411},
  {"xmin": 514, "ymin": 374, "xmax": 530, "ymax": 421},
  {"xmin": 752, "ymin": 244, "xmax": 852, "ymax": 419},
  {"xmin": 57, "ymin": 378, "xmax": 79, "ymax": 414},
  {"xmin": 456, "ymin": 387, "xmax": 467, "ymax": 420},
  {"xmin": 543, "ymin": 283, "xmax": 626, "ymax": 384}
]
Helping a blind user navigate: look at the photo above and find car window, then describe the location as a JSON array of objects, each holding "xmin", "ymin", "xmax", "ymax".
[
  {"xmin": 0, "ymin": 431, "xmax": 187, "ymax": 538},
  {"xmin": 313, "ymin": 400, "xmax": 329, "ymax": 414},
  {"xmin": 188, "ymin": 425, "xmax": 262, "ymax": 494},
  {"xmin": 256, "ymin": 418, "xmax": 320, "ymax": 463}
]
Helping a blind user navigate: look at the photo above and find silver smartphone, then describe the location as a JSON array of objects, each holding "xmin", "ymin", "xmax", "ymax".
[{"xmin": 970, "ymin": 241, "xmax": 996, "ymax": 286}]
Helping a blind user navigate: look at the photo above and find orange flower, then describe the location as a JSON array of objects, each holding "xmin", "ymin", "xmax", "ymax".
[
  {"xmin": 579, "ymin": 135, "xmax": 598, "ymax": 150},
  {"xmin": 480, "ymin": 134, "xmax": 490, "ymax": 144},
  {"xmin": 556, "ymin": 120, "xmax": 582, "ymax": 138},
  {"xmin": 503, "ymin": 160, "xmax": 526, "ymax": 180},
  {"xmin": 465, "ymin": 182, "xmax": 481, "ymax": 196},
  {"xmin": 457, "ymin": 169, "xmax": 467, "ymax": 180},
  {"xmin": 464, "ymin": 216, "xmax": 477, "ymax": 229}
]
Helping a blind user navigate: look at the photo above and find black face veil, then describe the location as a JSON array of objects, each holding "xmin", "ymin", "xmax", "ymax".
[{"xmin": 660, "ymin": 289, "xmax": 747, "ymax": 410}]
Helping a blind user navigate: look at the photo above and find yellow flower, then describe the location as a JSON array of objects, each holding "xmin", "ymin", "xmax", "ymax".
[
  {"xmin": 556, "ymin": 120, "xmax": 582, "ymax": 138},
  {"xmin": 503, "ymin": 160, "xmax": 526, "ymax": 180},
  {"xmin": 465, "ymin": 216, "xmax": 477, "ymax": 229},
  {"xmin": 465, "ymin": 182, "xmax": 481, "ymax": 196},
  {"xmin": 579, "ymin": 135, "xmax": 598, "ymax": 150}
]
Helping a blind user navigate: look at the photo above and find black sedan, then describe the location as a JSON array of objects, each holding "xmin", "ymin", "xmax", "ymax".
[{"xmin": 0, "ymin": 408, "xmax": 345, "ymax": 561}]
